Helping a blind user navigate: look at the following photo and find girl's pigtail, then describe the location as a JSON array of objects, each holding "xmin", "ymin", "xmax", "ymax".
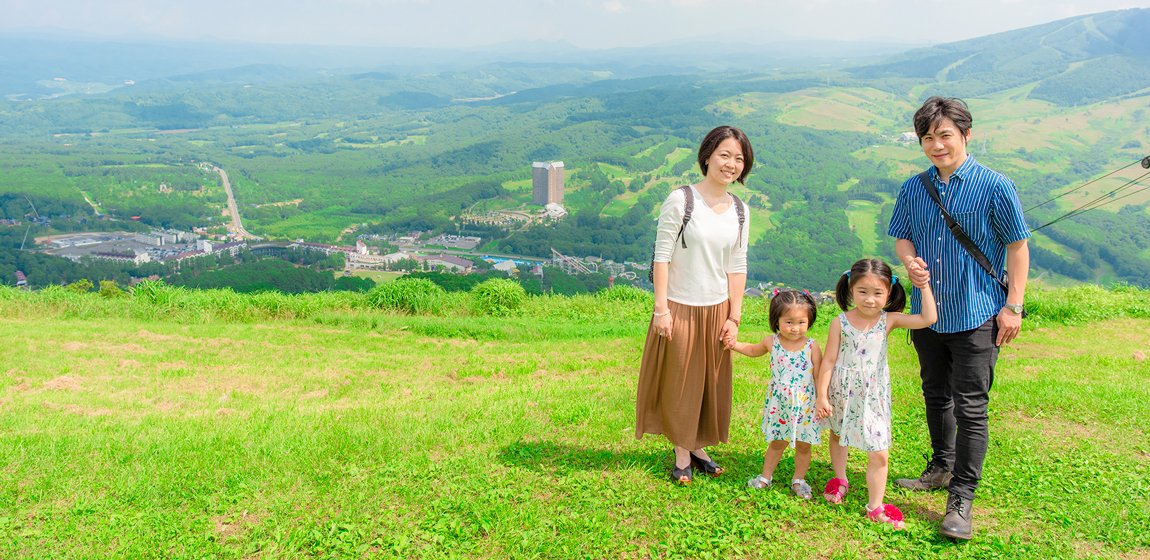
[
  {"xmin": 834, "ymin": 271, "xmax": 852, "ymax": 311},
  {"xmin": 885, "ymin": 275, "xmax": 908, "ymax": 313},
  {"xmin": 801, "ymin": 290, "xmax": 818, "ymax": 324}
]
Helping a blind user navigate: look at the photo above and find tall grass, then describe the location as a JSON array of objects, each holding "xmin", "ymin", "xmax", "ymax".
[{"xmin": 0, "ymin": 282, "xmax": 1146, "ymax": 327}]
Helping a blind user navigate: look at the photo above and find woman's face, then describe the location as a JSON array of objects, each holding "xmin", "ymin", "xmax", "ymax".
[{"xmin": 704, "ymin": 137, "xmax": 745, "ymax": 186}]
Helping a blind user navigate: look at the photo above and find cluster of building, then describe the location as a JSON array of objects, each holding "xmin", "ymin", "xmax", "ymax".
[{"xmin": 36, "ymin": 230, "xmax": 244, "ymax": 266}]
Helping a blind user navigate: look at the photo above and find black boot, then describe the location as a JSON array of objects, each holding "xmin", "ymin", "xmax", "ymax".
[
  {"xmin": 895, "ymin": 462, "xmax": 953, "ymax": 491},
  {"xmin": 940, "ymin": 493, "xmax": 973, "ymax": 540}
]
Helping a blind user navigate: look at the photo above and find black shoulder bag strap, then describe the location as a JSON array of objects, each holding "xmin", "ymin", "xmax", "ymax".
[{"xmin": 917, "ymin": 171, "xmax": 1008, "ymax": 293}]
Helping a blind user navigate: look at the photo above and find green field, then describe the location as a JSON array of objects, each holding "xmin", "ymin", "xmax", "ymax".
[{"xmin": 1, "ymin": 284, "xmax": 1147, "ymax": 558}]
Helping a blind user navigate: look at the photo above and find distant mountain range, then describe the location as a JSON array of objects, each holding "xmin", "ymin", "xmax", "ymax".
[{"xmin": 848, "ymin": 8, "xmax": 1150, "ymax": 104}]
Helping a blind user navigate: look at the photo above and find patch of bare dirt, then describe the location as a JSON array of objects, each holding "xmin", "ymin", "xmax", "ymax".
[
  {"xmin": 61, "ymin": 342, "xmax": 87, "ymax": 352},
  {"xmin": 302, "ymin": 389, "xmax": 328, "ymax": 399},
  {"xmin": 154, "ymin": 400, "xmax": 179, "ymax": 413},
  {"xmin": 44, "ymin": 376, "xmax": 81, "ymax": 390},
  {"xmin": 41, "ymin": 401, "xmax": 112, "ymax": 416},
  {"xmin": 213, "ymin": 511, "xmax": 262, "ymax": 540}
]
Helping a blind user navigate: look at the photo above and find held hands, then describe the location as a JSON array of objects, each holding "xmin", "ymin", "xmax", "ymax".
[
  {"xmin": 720, "ymin": 320, "xmax": 738, "ymax": 349},
  {"xmin": 815, "ymin": 397, "xmax": 833, "ymax": 420},
  {"xmin": 905, "ymin": 257, "xmax": 930, "ymax": 288}
]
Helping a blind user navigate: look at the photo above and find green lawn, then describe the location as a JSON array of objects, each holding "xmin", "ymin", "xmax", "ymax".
[
  {"xmin": 845, "ymin": 200, "xmax": 882, "ymax": 255},
  {"xmin": 0, "ymin": 286, "xmax": 1147, "ymax": 558}
]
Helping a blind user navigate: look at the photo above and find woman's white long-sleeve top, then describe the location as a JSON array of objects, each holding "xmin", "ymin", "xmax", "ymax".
[{"xmin": 653, "ymin": 185, "xmax": 750, "ymax": 306}]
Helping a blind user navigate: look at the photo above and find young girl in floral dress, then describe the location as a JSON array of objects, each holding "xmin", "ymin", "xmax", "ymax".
[
  {"xmin": 816, "ymin": 258, "xmax": 937, "ymax": 529},
  {"xmin": 730, "ymin": 290, "xmax": 822, "ymax": 499}
]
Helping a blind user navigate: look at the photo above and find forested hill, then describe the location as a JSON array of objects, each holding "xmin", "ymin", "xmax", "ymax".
[
  {"xmin": 1, "ymin": 9, "xmax": 1149, "ymax": 292},
  {"xmin": 848, "ymin": 8, "xmax": 1150, "ymax": 105}
]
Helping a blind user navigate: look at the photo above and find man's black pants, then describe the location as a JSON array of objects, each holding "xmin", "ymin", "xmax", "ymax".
[{"xmin": 911, "ymin": 317, "xmax": 999, "ymax": 500}]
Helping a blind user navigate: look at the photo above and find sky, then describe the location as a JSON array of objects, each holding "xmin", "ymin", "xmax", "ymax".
[{"xmin": 2, "ymin": 0, "xmax": 1150, "ymax": 49}]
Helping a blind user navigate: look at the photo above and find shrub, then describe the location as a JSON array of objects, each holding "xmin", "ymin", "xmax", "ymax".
[
  {"xmin": 471, "ymin": 278, "xmax": 527, "ymax": 317},
  {"xmin": 99, "ymin": 280, "xmax": 126, "ymax": 298},
  {"xmin": 66, "ymin": 279, "xmax": 94, "ymax": 293},
  {"xmin": 596, "ymin": 284, "xmax": 651, "ymax": 305},
  {"xmin": 366, "ymin": 278, "xmax": 446, "ymax": 315}
]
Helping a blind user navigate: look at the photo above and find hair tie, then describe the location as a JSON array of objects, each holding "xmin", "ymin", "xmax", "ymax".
[
  {"xmin": 892, "ymin": 275, "xmax": 899, "ymax": 285},
  {"xmin": 842, "ymin": 270, "xmax": 851, "ymax": 278},
  {"xmin": 772, "ymin": 288, "xmax": 780, "ymax": 296}
]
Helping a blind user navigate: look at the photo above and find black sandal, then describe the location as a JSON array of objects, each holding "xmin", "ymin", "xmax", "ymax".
[
  {"xmin": 690, "ymin": 452, "xmax": 724, "ymax": 477},
  {"xmin": 671, "ymin": 464, "xmax": 693, "ymax": 485}
]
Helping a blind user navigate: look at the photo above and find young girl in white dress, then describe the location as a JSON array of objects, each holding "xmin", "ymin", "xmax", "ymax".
[
  {"xmin": 730, "ymin": 290, "xmax": 822, "ymax": 499},
  {"xmin": 815, "ymin": 258, "xmax": 937, "ymax": 529}
]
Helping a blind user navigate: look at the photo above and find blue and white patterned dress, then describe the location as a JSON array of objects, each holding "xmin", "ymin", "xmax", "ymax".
[
  {"xmin": 826, "ymin": 312, "xmax": 892, "ymax": 452},
  {"xmin": 761, "ymin": 336, "xmax": 821, "ymax": 446}
]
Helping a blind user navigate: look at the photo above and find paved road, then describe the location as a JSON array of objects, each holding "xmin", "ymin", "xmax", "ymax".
[{"xmin": 212, "ymin": 165, "xmax": 258, "ymax": 241}]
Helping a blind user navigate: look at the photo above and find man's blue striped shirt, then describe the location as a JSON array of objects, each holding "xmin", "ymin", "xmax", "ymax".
[{"xmin": 888, "ymin": 157, "xmax": 1031, "ymax": 333}]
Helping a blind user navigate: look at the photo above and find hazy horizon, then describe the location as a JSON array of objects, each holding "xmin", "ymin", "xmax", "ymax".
[{"xmin": 2, "ymin": 0, "xmax": 1149, "ymax": 50}]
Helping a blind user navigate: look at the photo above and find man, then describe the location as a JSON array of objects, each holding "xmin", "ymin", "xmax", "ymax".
[{"xmin": 887, "ymin": 96, "xmax": 1030, "ymax": 540}]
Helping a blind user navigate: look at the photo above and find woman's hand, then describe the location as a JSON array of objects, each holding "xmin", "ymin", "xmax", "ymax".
[
  {"xmin": 720, "ymin": 319, "xmax": 738, "ymax": 348},
  {"xmin": 653, "ymin": 310, "xmax": 673, "ymax": 341}
]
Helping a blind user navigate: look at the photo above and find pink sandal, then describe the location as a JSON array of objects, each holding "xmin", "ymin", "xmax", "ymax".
[
  {"xmin": 866, "ymin": 504, "xmax": 906, "ymax": 530},
  {"xmin": 823, "ymin": 477, "xmax": 849, "ymax": 504}
]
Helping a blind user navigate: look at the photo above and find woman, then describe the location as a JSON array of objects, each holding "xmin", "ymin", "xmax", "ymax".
[{"xmin": 636, "ymin": 125, "xmax": 753, "ymax": 484}]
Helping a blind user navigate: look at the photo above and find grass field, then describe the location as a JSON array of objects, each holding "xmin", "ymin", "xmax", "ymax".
[
  {"xmin": 1, "ymin": 285, "xmax": 1147, "ymax": 558},
  {"xmin": 845, "ymin": 200, "xmax": 883, "ymax": 255}
]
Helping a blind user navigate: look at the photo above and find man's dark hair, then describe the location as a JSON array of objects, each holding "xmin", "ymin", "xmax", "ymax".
[
  {"xmin": 697, "ymin": 125, "xmax": 754, "ymax": 184},
  {"xmin": 913, "ymin": 97, "xmax": 972, "ymax": 142}
]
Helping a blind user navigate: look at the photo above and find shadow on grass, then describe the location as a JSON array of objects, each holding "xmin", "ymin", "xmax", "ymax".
[{"xmin": 497, "ymin": 439, "xmax": 766, "ymax": 481}]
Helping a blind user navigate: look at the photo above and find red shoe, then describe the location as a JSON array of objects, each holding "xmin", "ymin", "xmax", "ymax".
[
  {"xmin": 866, "ymin": 503, "xmax": 906, "ymax": 530},
  {"xmin": 823, "ymin": 477, "xmax": 848, "ymax": 504}
]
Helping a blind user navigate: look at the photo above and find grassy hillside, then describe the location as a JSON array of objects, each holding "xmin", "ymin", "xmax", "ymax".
[
  {"xmin": 1, "ymin": 284, "xmax": 1148, "ymax": 558},
  {"xmin": 3, "ymin": 9, "xmax": 1150, "ymax": 291}
]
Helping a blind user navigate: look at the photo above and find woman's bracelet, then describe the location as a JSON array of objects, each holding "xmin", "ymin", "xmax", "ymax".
[
  {"xmin": 726, "ymin": 316, "xmax": 740, "ymax": 326},
  {"xmin": 653, "ymin": 310, "xmax": 671, "ymax": 318}
]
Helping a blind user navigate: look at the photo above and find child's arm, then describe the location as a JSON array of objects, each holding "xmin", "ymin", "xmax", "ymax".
[
  {"xmin": 730, "ymin": 335, "xmax": 771, "ymax": 358},
  {"xmin": 890, "ymin": 282, "xmax": 938, "ymax": 331},
  {"xmin": 815, "ymin": 319, "xmax": 840, "ymax": 419},
  {"xmin": 809, "ymin": 339, "xmax": 822, "ymax": 382}
]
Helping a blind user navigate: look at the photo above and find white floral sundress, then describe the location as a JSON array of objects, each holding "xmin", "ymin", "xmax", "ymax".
[
  {"xmin": 826, "ymin": 312, "xmax": 892, "ymax": 452},
  {"xmin": 761, "ymin": 336, "xmax": 821, "ymax": 446}
]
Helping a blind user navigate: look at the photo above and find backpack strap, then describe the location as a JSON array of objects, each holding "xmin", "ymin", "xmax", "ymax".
[
  {"xmin": 674, "ymin": 184, "xmax": 693, "ymax": 248},
  {"xmin": 730, "ymin": 192, "xmax": 745, "ymax": 248},
  {"xmin": 674, "ymin": 185, "xmax": 745, "ymax": 249}
]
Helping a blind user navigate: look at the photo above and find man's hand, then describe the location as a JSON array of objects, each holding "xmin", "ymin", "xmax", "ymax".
[
  {"xmin": 905, "ymin": 256, "xmax": 930, "ymax": 288},
  {"xmin": 996, "ymin": 308, "xmax": 1022, "ymax": 346}
]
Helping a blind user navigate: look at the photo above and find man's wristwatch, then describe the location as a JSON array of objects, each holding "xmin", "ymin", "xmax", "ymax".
[{"xmin": 1003, "ymin": 302, "xmax": 1025, "ymax": 315}]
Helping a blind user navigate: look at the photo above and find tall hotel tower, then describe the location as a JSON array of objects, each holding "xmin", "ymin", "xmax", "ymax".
[{"xmin": 531, "ymin": 161, "xmax": 564, "ymax": 205}]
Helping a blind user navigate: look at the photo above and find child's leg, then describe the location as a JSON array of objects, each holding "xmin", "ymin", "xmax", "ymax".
[
  {"xmin": 866, "ymin": 449, "xmax": 890, "ymax": 510},
  {"xmin": 793, "ymin": 442, "xmax": 813, "ymax": 480},
  {"xmin": 762, "ymin": 440, "xmax": 789, "ymax": 479},
  {"xmin": 828, "ymin": 432, "xmax": 848, "ymax": 481},
  {"xmin": 823, "ymin": 432, "xmax": 850, "ymax": 503}
]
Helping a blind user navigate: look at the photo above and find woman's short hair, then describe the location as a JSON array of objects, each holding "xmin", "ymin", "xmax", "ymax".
[{"xmin": 697, "ymin": 125, "xmax": 754, "ymax": 184}]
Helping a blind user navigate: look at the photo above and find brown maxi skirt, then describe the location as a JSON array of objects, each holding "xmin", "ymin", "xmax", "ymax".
[{"xmin": 635, "ymin": 300, "xmax": 732, "ymax": 449}]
